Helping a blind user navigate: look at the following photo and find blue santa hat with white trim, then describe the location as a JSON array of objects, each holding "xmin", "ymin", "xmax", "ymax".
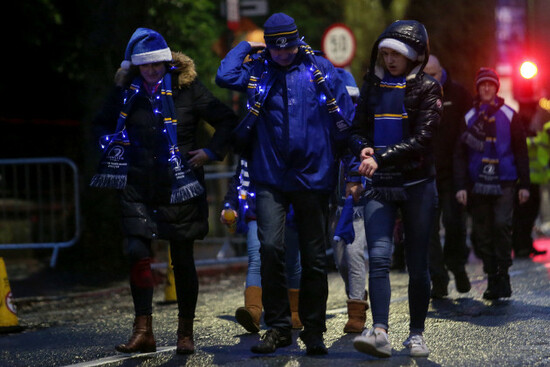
[{"xmin": 121, "ymin": 28, "xmax": 172, "ymax": 69}]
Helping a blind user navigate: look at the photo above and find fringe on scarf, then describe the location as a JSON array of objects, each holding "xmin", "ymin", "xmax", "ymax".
[
  {"xmin": 335, "ymin": 205, "xmax": 365, "ymax": 219},
  {"xmin": 472, "ymin": 182, "xmax": 502, "ymax": 196},
  {"xmin": 170, "ymin": 181, "xmax": 205, "ymax": 204},
  {"xmin": 90, "ymin": 174, "xmax": 127, "ymax": 189}
]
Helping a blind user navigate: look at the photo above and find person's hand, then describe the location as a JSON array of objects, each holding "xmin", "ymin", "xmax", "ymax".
[
  {"xmin": 248, "ymin": 42, "xmax": 266, "ymax": 52},
  {"xmin": 220, "ymin": 209, "xmax": 238, "ymax": 225},
  {"xmin": 188, "ymin": 149, "xmax": 210, "ymax": 168},
  {"xmin": 358, "ymin": 156, "xmax": 378, "ymax": 178},
  {"xmin": 360, "ymin": 147, "xmax": 374, "ymax": 161},
  {"xmin": 456, "ymin": 190, "xmax": 467, "ymax": 206},
  {"xmin": 518, "ymin": 188, "xmax": 530, "ymax": 204},
  {"xmin": 346, "ymin": 182, "xmax": 364, "ymax": 203}
]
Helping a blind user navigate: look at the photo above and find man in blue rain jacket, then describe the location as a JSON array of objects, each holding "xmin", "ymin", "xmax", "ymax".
[{"xmin": 216, "ymin": 12, "xmax": 354, "ymax": 356}]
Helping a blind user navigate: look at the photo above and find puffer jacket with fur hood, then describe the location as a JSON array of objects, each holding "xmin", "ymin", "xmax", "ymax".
[
  {"xmin": 349, "ymin": 20, "xmax": 443, "ymax": 182},
  {"xmin": 93, "ymin": 52, "xmax": 238, "ymax": 242}
]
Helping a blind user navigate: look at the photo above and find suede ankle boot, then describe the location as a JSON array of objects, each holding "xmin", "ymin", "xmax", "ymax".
[
  {"xmin": 115, "ymin": 315, "xmax": 156, "ymax": 353},
  {"xmin": 235, "ymin": 286, "xmax": 262, "ymax": 333},
  {"xmin": 344, "ymin": 299, "xmax": 369, "ymax": 333},
  {"xmin": 176, "ymin": 317, "xmax": 194, "ymax": 354},
  {"xmin": 288, "ymin": 289, "xmax": 303, "ymax": 329}
]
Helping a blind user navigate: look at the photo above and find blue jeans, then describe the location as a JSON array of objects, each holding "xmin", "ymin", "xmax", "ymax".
[
  {"xmin": 246, "ymin": 220, "xmax": 301, "ymax": 289},
  {"xmin": 364, "ymin": 179, "xmax": 437, "ymax": 333},
  {"xmin": 256, "ymin": 185, "xmax": 330, "ymax": 333}
]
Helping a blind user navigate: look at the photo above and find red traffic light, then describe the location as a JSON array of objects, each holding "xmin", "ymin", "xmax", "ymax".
[{"xmin": 520, "ymin": 61, "xmax": 538, "ymax": 79}]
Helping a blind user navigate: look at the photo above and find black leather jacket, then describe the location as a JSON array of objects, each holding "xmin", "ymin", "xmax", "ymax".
[{"xmin": 349, "ymin": 20, "xmax": 443, "ymax": 182}]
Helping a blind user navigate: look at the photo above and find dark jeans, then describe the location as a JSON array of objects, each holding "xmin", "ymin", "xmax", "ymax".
[
  {"xmin": 256, "ymin": 185, "xmax": 329, "ymax": 334},
  {"xmin": 429, "ymin": 180, "xmax": 469, "ymax": 283},
  {"xmin": 470, "ymin": 185, "xmax": 515, "ymax": 274},
  {"xmin": 126, "ymin": 236, "xmax": 198, "ymax": 318},
  {"xmin": 512, "ymin": 183, "xmax": 540, "ymax": 254},
  {"xmin": 363, "ymin": 179, "xmax": 437, "ymax": 333}
]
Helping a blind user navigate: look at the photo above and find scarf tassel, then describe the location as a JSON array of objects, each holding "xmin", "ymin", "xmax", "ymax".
[
  {"xmin": 472, "ymin": 183, "xmax": 502, "ymax": 196},
  {"xmin": 90, "ymin": 173, "xmax": 127, "ymax": 189},
  {"xmin": 170, "ymin": 181, "xmax": 204, "ymax": 204}
]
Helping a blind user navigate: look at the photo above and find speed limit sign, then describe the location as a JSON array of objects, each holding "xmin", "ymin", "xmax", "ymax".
[{"xmin": 321, "ymin": 23, "xmax": 356, "ymax": 67}]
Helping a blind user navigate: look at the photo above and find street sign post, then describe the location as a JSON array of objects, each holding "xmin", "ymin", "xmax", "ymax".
[{"xmin": 321, "ymin": 23, "xmax": 356, "ymax": 68}]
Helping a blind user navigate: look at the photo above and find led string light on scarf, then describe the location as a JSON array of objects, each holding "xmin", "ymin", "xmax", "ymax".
[
  {"xmin": 232, "ymin": 43, "xmax": 351, "ymax": 147},
  {"xmin": 91, "ymin": 71, "xmax": 204, "ymax": 203}
]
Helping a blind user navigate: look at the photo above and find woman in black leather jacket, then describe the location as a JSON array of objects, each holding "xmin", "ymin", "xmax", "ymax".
[{"xmin": 348, "ymin": 20, "xmax": 442, "ymax": 358}]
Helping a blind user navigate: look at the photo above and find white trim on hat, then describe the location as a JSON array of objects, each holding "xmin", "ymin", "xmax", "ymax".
[
  {"xmin": 130, "ymin": 47, "xmax": 172, "ymax": 66},
  {"xmin": 378, "ymin": 38, "xmax": 418, "ymax": 61}
]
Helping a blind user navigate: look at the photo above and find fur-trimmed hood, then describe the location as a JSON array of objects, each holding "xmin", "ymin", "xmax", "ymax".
[{"xmin": 114, "ymin": 51, "xmax": 197, "ymax": 88}]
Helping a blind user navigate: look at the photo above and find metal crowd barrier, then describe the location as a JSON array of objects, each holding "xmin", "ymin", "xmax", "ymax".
[{"xmin": 0, "ymin": 157, "xmax": 81, "ymax": 267}]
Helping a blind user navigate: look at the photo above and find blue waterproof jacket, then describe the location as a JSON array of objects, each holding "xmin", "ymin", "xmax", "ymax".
[{"xmin": 216, "ymin": 41, "xmax": 354, "ymax": 193}]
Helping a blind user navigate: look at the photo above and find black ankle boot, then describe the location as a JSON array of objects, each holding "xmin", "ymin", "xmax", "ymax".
[
  {"xmin": 483, "ymin": 274, "xmax": 500, "ymax": 300},
  {"xmin": 498, "ymin": 272, "xmax": 512, "ymax": 298}
]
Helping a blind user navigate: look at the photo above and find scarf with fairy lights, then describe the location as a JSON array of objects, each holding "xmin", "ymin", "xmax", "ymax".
[
  {"xmin": 365, "ymin": 72, "xmax": 409, "ymax": 202},
  {"xmin": 461, "ymin": 99, "xmax": 502, "ymax": 195},
  {"xmin": 232, "ymin": 43, "xmax": 350, "ymax": 147},
  {"xmin": 90, "ymin": 73, "xmax": 204, "ymax": 203}
]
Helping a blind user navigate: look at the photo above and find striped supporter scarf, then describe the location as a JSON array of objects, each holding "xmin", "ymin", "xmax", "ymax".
[
  {"xmin": 366, "ymin": 72, "xmax": 409, "ymax": 201},
  {"xmin": 461, "ymin": 100, "xmax": 502, "ymax": 195},
  {"xmin": 90, "ymin": 73, "xmax": 204, "ymax": 203},
  {"xmin": 232, "ymin": 42, "xmax": 350, "ymax": 146}
]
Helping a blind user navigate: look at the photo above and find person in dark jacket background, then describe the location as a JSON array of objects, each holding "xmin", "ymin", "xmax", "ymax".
[
  {"xmin": 349, "ymin": 20, "xmax": 442, "ymax": 358},
  {"xmin": 216, "ymin": 13, "xmax": 354, "ymax": 355},
  {"xmin": 424, "ymin": 55, "xmax": 473, "ymax": 299},
  {"xmin": 454, "ymin": 67, "xmax": 530, "ymax": 300},
  {"xmin": 92, "ymin": 28, "xmax": 237, "ymax": 355}
]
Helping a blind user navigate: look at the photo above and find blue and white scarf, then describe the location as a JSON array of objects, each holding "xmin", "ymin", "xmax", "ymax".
[
  {"xmin": 90, "ymin": 73, "xmax": 204, "ymax": 203},
  {"xmin": 366, "ymin": 73, "xmax": 409, "ymax": 201},
  {"xmin": 461, "ymin": 99, "xmax": 502, "ymax": 195},
  {"xmin": 232, "ymin": 43, "xmax": 350, "ymax": 147}
]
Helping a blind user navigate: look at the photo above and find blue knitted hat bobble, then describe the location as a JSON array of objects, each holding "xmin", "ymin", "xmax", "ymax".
[
  {"xmin": 121, "ymin": 28, "xmax": 172, "ymax": 69},
  {"xmin": 263, "ymin": 13, "xmax": 300, "ymax": 49}
]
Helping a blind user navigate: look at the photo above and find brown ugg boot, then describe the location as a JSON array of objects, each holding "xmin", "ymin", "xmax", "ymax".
[
  {"xmin": 115, "ymin": 315, "xmax": 156, "ymax": 353},
  {"xmin": 288, "ymin": 288, "xmax": 303, "ymax": 329},
  {"xmin": 343, "ymin": 299, "xmax": 369, "ymax": 333},
  {"xmin": 235, "ymin": 286, "xmax": 262, "ymax": 333},
  {"xmin": 176, "ymin": 317, "xmax": 194, "ymax": 354}
]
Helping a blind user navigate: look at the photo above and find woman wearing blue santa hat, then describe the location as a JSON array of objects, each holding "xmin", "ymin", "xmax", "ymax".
[{"xmin": 92, "ymin": 27, "xmax": 237, "ymax": 354}]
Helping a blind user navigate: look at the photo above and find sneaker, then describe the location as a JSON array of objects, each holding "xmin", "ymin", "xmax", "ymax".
[
  {"xmin": 453, "ymin": 270, "xmax": 471, "ymax": 293},
  {"xmin": 353, "ymin": 328, "xmax": 391, "ymax": 358},
  {"xmin": 251, "ymin": 329, "xmax": 292, "ymax": 354},
  {"xmin": 299, "ymin": 330, "xmax": 328, "ymax": 355},
  {"xmin": 403, "ymin": 334, "xmax": 430, "ymax": 357}
]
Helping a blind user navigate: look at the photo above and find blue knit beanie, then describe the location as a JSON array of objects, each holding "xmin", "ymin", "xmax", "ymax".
[
  {"xmin": 263, "ymin": 13, "xmax": 300, "ymax": 49},
  {"xmin": 121, "ymin": 28, "xmax": 172, "ymax": 69}
]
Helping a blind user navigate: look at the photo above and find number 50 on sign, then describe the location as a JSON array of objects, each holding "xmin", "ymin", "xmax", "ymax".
[{"xmin": 322, "ymin": 23, "xmax": 356, "ymax": 68}]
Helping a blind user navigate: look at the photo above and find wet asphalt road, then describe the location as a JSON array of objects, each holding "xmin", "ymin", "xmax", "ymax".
[{"xmin": 1, "ymin": 248, "xmax": 550, "ymax": 367}]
